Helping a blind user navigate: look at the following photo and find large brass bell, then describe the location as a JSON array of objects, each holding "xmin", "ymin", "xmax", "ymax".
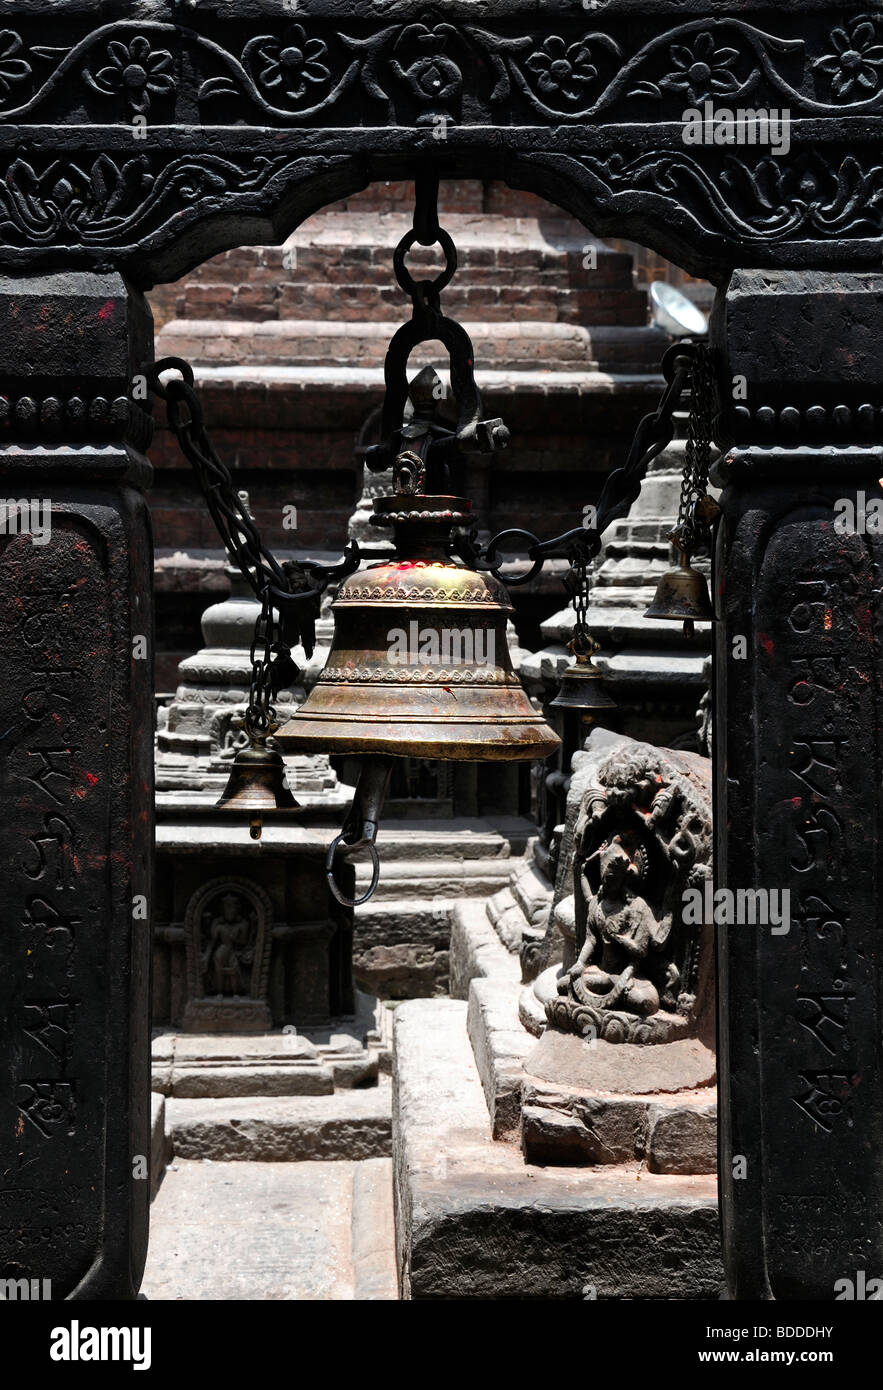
[
  {"xmin": 276, "ymin": 496, "xmax": 559, "ymax": 763},
  {"xmin": 644, "ymin": 548, "xmax": 714, "ymax": 639},
  {"xmin": 216, "ymin": 731, "xmax": 298, "ymax": 840}
]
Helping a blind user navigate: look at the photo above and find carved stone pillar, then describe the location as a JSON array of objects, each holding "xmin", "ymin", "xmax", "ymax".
[
  {"xmin": 0, "ymin": 273, "xmax": 153, "ymax": 1299},
  {"xmin": 713, "ymin": 270, "xmax": 883, "ymax": 1300}
]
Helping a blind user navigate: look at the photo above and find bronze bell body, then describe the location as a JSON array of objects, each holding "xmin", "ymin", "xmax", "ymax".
[
  {"xmin": 644, "ymin": 549, "xmax": 714, "ymax": 638},
  {"xmin": 276, "ymin": 496, "xmax": 559, "ymax": 763},
  {"xmin": 216, "ymin": 737, "xmax": 298, "ymax": 840},
  {"xmin": 550, "ymin": 653, "xmax": 616, "ymax": 714}
]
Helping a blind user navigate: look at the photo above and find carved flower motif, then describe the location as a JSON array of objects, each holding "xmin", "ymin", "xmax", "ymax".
[
  {"xmin": 659, "ymin": 31, "xmax": 741, "ymax": 105},
  {"xmin": 526, "ymin": 36, "xmax": 597, "ymax": 102},
  {"xmin": 7, "ymin": 154, "xmax": 153, "ymax": 232},
  {"xmin": 814, "ymin": 18, "xmax": 883, "ymax": 98},
  {"xmin": 255, "ymin": 26, "xmax": 330, "ymax": 102},
  {"xmin": 0, "ymin": 29, "xmax": 30, "ymax": 105},
  {"xmin": 390, "ymin": 24, "xmax": 462, "ymax": 105},
  {"xmin": 94, "ymin": 35, "xmax": 175, "ymax": 114}
]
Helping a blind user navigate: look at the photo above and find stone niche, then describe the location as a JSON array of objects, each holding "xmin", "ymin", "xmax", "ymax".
[
  {"xmin": 153, "ymin": 832, "xmax": 355, "ymax": 1032},
  {"xmin": 182, "ymin": 877, "xmax": 274, "ymax": 1033}
]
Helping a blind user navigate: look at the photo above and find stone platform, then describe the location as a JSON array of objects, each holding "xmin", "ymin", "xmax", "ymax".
[
  {"xmin": 151, "ymin": 988, "xmax": 390, "ymax": 1098},
  {"xmin": 142, "ymin": 1157, "xmax": 397, "ymax": 1301},
  {"xmin": 394, "ymin": 998, "xmax": 722, "ymax": 1299}
]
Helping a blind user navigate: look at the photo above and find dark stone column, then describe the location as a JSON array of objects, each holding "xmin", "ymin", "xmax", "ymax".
[
  {"xmin": 712, "ymin": 270, "xmax": 883, "ymax": 1300},
  {"xmin": 0, "ymin": 274, "xmax": 154, "ymax": 1299}
]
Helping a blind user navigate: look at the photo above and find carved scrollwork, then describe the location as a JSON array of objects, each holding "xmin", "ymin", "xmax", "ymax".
[
  {"xmin": 0, "ymin": 6, "xmax": 880, "ymax": 270},
  {"xmin": 0, "ymin": 151, "xmax": 289, "ymax": 247},
  {"xmin": 3, "ymin": 11, "xmax": 883, "ymax": 127}
]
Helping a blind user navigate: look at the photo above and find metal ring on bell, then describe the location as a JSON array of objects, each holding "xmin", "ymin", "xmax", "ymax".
[{"xmin": 326, "ymin": 835, "xmax": 381, "ymax": 908}]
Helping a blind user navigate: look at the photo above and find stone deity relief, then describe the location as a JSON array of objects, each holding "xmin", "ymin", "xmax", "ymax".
[
  {"xmin": 182, "ymin": 877, "xmax": 273, "ymax": 1032},
  {"xmin": 546, "ymin": 743, "xmax": 713, "ymax": 1045}
]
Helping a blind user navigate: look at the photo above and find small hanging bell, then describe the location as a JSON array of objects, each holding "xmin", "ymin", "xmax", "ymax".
[
  {"xmin": 550, "ymin": 651, "xmax": 616, "ymax": 715},
  {"xmin": 644, "ymin": 548, "xmax": 714, "ymax": 639},
  {"xmin": 216, "ymin": 734, "xmax": 298, "ymax": 841}
]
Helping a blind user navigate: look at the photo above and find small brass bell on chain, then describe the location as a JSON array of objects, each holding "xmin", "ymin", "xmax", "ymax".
[
  {"xmin": 550, "ymin": 634, "xmax": 616, "ymax": 716},
  {"xmin": 216, "ymin": 726, "xmax": 298, "ymax": 841},
  {"xmin": 644, "ymin": 546, "xmax": 714, "ymax": 639}
]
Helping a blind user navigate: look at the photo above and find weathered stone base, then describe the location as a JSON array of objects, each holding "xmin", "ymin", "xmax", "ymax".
[
  {"xmin": 353, "ymin": 816, "xmax": 535, "ymax": 998},
  {"xmin": 394, "ymin": 998, "xmax": 722, "ymax": 1298},
  {"xmin": 182, "ymin": 997, "xmax": 272, "ymax": 1034},
  {"xmin": 152, "ymin": 992, "xmax": 391, "ymax": 1098}
]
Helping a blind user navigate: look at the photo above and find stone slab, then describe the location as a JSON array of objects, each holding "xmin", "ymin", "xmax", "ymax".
[
  {"xmin": 158, "ymin": 1064, "xmax": 336, "ymax": 1098},
  {"xmin": 150, "ymin": 1019, "xmax": 381, "ymax": 1097},
  {"xmin": 351, "ymin": 1158, "xmax": 399, "ymax": 1301},
  {"xmin": 466, "ymin": 977, "xmax": 534, "ymax": 1141},
  {"xmin": 520, "ymin": 1080, "xmax": 717, "ymax": 1172},
  {"xmin": 167, "ymin": 1087, "xmax": 392, "ymax": 1162},
  {"xmin": 524, "ymin": 1029, "xmax": 717, "ymax": 1095},
  {"xmin": 393, "ymin": 999, "xmax": 722, "ymax": 1298},
  {"xmin": 142, "ymin": 1159, "xmax": 358, "ymax": 1300}
]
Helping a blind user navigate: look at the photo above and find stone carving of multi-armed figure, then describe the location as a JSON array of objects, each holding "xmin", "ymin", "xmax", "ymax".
[{"xmin": 547, "ymin": 743, "xmax": 713, "ymax": 1046}]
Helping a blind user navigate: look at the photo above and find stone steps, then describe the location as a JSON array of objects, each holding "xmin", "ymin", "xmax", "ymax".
[
  {"xmin": 165, "ymin": 1087, "xmax": 393, "ymax": 1162},
  {"xmin": 354, "ymin": 858, "xmax": 522, "ymax": 903},
  {"xmin": 347, "ymin": 816, "xmax": 534, "ymax": 863},
  {"xmin": 158, "ymin": 318, "xmax": 666, "ymax": 373},
  {"xmin": 393, "ymin": 997, "xmax": 722, "ymax": 1298},
  {"xmin": 348, "ymin": 821, "xmax": 534, "ymax": 998}
]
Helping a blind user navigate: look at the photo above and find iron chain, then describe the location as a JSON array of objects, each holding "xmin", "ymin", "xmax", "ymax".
[
  {"xmin": 145, "ymin": 357, "xmax": 358, "ymax": 737},
  {"xmin": 674, "ymin": 344, "xmax": 715, "ymax": 554}
]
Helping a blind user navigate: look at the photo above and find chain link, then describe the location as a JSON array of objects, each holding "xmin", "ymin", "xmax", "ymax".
[
  {"xmin": 674, "ymin": 344, "xmax": 715, "ymax": 554},
  {"xmin": 145, "ymin": 357, "xmax": 359, "ymax": 738},
  {"xmin": 564, "ymin": 554, "xmax": 595, "ymax": 659}
]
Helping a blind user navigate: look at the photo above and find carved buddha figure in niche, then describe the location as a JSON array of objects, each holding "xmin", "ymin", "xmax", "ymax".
[{"xmin": 200, "ymin": 892, "xmax": 255, "ymax": 996}]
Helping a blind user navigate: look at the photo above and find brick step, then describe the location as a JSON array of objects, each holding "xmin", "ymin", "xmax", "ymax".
[
  {"xmin": 158, "ymin": 318, "xmax": 667, "ymax": 372},
  {"xmin": 182, "ymin": 214, "xmax": 633, "ymax": 279},
  {"xmin": 182, "ymin": 280, "xmax": 648, "ymax": 326},
  {"xmin": 173, "ymin": 213, "xmax": 644, "ymax": 323}
]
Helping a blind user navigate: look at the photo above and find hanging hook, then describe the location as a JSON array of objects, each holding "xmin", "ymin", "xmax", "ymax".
[{"xmin": 326, "ymin": 756, "xmax": 394, "ymax": 907}]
